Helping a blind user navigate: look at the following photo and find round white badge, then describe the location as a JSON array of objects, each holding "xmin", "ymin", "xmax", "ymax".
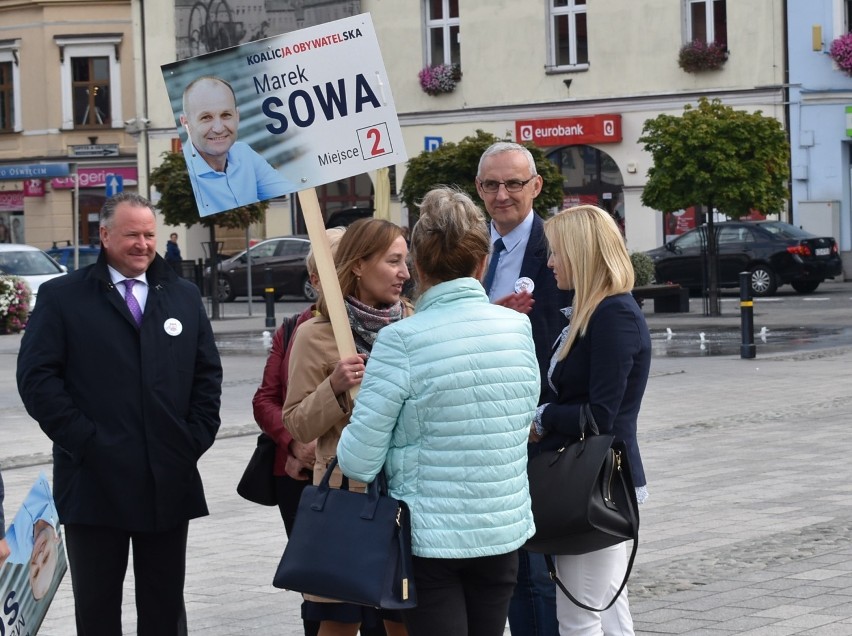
[
  {"xmin": 514, "ymin": 277, "xmax": 535, "ymax": 294},
  {"xmin": 163, "ymin": 318, "xmax": 183, "ymax": 336}
]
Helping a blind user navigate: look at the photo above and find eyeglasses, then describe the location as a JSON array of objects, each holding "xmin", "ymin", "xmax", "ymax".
[{"xmin": 477, "ymin": 177, "xmax": 536, "ymax": 193}]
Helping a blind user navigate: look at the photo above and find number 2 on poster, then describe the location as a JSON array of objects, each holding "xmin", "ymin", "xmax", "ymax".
[{"xmin": 357, "ymin": 122, "xmax": 393, "ymax": 159}]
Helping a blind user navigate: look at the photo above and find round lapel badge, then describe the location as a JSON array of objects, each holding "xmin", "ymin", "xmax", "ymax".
[
  {"xmin": 163, "ymin": 318, "xmax": 183, "ymax": 336},
  {"xmin": 514, "ymin": 277, "xmax": 535, "ymax": 294}
]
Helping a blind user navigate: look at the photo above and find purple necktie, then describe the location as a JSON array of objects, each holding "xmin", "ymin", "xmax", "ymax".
[{"xmin": 122, "ymin": 279, "xmax": 143, "ymax": 326}]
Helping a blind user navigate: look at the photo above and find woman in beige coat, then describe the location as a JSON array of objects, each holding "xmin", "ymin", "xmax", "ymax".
[{"xmin": 283, "ymin": 218, "xmax": 411, "ymax": 636}]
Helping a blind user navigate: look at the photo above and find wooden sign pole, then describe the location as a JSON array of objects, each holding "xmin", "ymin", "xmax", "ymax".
[{"xmin": 297, "ymin": 187, "xmax": 359, "ymax": 397}]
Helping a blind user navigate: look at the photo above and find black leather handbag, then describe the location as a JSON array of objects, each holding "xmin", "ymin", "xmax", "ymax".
[
  {"xmin": 236, "ymin": 433, "xmax": 277, "ymax": 506},
  {"xmin": 525, "ymin": 404, "xmax": 639, "ymax": 611},
  {"xmin": 273, "ymin": 457, "xmax": 416, "ymax": 610}
]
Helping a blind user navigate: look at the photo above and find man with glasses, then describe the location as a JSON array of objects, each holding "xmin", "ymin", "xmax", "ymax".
[{"xmin": 476, "ymin": 142, "xmax": 571, "ymax": 636}]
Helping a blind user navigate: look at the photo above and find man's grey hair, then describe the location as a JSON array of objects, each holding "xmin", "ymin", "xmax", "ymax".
[
  {"xmin": 477, "ymin": 142, "xmax": 538, "ymax": 177},
  {"xmin": 100, "ymin": 192, "xmax": 155, "ymax": 228}
]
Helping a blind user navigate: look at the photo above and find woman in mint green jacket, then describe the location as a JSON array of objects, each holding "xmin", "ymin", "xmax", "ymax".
[{"xmin": 337, "ymin": 187, "xmax": 541, "ymax": 636}]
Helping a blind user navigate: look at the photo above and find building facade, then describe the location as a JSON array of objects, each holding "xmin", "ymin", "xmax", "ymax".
[
  {"xmin": 368, "ymin": 0, "xmax": 787, "ymax": 252},
  {"xmin": 131, "ymin": 0, "xmax": 795, "ymax": 261},
  {"xmin": 787, "ymin": 0, "xmax": 852, "ymax": 275},
  {"xmin": 0, "ymin": 0, "xmax": 138, "ymax": 250},
  {"xmin": 14, "ymin": 1, "xmax": 851, "ymax": 274}
]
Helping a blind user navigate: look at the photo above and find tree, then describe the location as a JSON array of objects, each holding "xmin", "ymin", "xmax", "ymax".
[
  {"xmin": 400, "ymin": 129, "xmax": 564, "ymax": 219},
  {"xmin": 149, "ymin": 151, "xmax": 268, "ymax": 230},
  {"xmin": 639, "ymin": 97, "xmax": 790, "ymax": 315},
  {"xmin": 149, "ymin": 151, "xmax": 268, "ymax": 318}
]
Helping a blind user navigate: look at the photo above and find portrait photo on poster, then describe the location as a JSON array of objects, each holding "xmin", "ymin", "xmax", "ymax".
[
  {"xmin": 161, "ymin": 12, "xmax": 408, "ymax": 218},
  {"xmin": 0, "ymin": 473, "xmax": 69, "ymax": 634}
]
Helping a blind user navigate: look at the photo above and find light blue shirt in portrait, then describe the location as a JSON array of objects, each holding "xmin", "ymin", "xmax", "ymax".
[
  {"xmin": 184, "ymin": 141, "xmax": 297, "ymax": 216},
  {"xmin": 487, "ymin": 210, "xmax": 534, "ymax": 301},
  {"xmin": 4, "ymin": 473, "xmax": 59, "ymax": 565}
]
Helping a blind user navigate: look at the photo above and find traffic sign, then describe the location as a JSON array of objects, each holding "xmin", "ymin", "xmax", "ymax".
[
  {"xmin": 424, "ymin": 136, "xmax": 443, "ymax": 152},
  {"xmin": 105, "ymin": 174, "xmax": 124, "ymax": 197},
  {"xmin": 69, "ymin": 144, "xmax": 119, "ymax": 157}
]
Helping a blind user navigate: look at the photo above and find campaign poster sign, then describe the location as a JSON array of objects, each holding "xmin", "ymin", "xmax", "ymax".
[
  {"xmin": 161, "ymin": 12, "xmax": 407, "ymax": 217},
  {"xmin": 0, "ymin": 474, "xmax": 67, "ymax": 636}
]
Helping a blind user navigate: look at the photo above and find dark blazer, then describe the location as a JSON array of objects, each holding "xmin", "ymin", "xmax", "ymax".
[
  {"xmin": 17, "ymin": 251, "xmax": 222, "ymax": 532},
  {"xmin": 518, "ymin": 213, "xmax": 574, "ymax": 393},
  {"xmin": 538, "ymin": 293, "xmax": 650, "ymax": 487}
]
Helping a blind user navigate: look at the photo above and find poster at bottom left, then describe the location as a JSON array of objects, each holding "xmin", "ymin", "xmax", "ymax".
[{"xmin": 0, "ymin": 472, "xmax": 67, "ymax": 635}]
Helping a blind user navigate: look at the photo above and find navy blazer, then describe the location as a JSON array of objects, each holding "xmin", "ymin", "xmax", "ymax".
[
  {"xmin": 538, "ymin": 293, "xmax": 650, "ymax": 487},
  {"xmin": 518, "ymin": 213, "xmax": 573, "ymax": 395}
]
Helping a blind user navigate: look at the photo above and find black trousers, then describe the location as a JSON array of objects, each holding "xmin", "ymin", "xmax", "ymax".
[
  {"xmin": 64, "ymin": 521, "xmax": 189, "ymax": 636},
  {"xmin": 275, "ymin": 473, "xmax": 311, "ymax": 537},
  {"xmin": 402, "ymin": 551, "xmax": 519, "ymax": 636}
]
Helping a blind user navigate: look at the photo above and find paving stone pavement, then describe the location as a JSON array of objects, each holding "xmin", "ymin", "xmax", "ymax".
[{"xmin": 2, "ymin": 283, "xmax": 852, "ymax": 635}]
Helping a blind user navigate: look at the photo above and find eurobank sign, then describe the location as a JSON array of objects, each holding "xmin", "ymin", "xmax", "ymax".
[{"xmin": 516, "ymin": 114, "xmax": 622, "ymax": 146}]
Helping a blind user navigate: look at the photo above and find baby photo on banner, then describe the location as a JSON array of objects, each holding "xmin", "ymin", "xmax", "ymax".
[
  {"xmin": 0, "ymin": 473, "xmax": 68, "ymax": 635},
  {"xmin": 161, "ymin": 12, "xmax": 407, "ymax": 217}
]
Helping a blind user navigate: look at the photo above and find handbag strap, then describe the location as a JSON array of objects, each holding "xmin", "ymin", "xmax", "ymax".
[
  {"xmin": 281, "ymin": 312, "xmax": 300, "ymax": 349},
  {"xmin": 544, "ymin": 461, "xmax": 639, "ymax": 612},
  {"xmin": 396, "ymin": 503, "xmax": 414, "ymax": 601},
  {"xmin": 580, "ymin": 403, "xmax": 600, "ymax": 437}
]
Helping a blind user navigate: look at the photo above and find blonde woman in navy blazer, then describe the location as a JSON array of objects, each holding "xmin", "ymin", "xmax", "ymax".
[{"xmin": 532, "ymin": 205, "xmax": 651, "ymax": 636}]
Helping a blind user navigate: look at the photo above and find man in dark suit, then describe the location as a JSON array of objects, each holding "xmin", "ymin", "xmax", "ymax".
[
  {"xmin": 17, "ymin": 192, "xmax": 222, "ymax": 635},
  {"xmin": 476, "ymin": 142, "xmax": 572, "ymax": 636}
]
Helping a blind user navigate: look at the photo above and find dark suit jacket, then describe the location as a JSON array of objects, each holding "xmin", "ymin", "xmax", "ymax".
[
  {"xmin": 17, "ymin": 251, "xmax": 222, "ymax": 532},
  {"xmin": 518, "ymin": 213, "xmax": 573, "ymax": 394},
  {"xmin": 538, "ymin": 293, "xmax": 650, "ymax": 486}
]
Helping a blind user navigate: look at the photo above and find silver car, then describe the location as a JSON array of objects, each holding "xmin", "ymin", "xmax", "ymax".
[{"xmin": 0, "ymin": 244, "xmax": 67, "ymax": 310}]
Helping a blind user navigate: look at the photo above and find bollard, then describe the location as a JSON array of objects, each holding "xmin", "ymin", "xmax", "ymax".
[
  {"xmin": 739, "ymin": 271, "xmax": 756, "ymax": 359},
  {"xmin": 264, "ymin": 266, "xmax": 276, "ymax": 328}
]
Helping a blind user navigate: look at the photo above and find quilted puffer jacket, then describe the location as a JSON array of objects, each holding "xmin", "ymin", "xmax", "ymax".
[{"xmin": 337, "ymin": 277, "xmax": 540, "ymax": 558}]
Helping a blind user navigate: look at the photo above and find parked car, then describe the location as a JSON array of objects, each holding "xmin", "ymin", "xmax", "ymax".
[
  {"xmin": 325, "ymin": 206, "xmax": 373, "ymax": 228},
  {"xmin": 46, "ymin": 244, "xmax": 101, "ymax": 271},
  {"xmin": 206, "ymin": 236, "xmax": 313, "ymax": 302},
  {"xmin": 0, "ymin": 244, "xmax": 67, "ymax": 310},
  {"xmin": 645, "ymin": 221, "xmax": 842, "ymax": 297}
]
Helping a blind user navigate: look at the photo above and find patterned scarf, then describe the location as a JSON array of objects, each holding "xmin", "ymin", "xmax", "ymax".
[{"xmin": 345, "ymin": 295, "xmax": 404, "ymax": 355}]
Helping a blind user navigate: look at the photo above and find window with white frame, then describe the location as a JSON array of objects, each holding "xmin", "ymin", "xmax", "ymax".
[
  {"xmin": 548, "ymin": 0, "xmax": 588, "ymax": 69},
  {"xmin": 54, "ymin": 34, "xmax": 123, "ymax": 130},
  {"xmin": 424, "ymin": 0, "xmax": 460, "ymax": 67},
  {"xmin": 685, "ymin": 0, "xmax": 727, "ymax": 46},
  {"xmin": 0, "ymin": 40, "xmax": 21, "ymax": 133},
  {"xmin": 845, "ymin": 0, "xmax": 852, "ymax": 32}
]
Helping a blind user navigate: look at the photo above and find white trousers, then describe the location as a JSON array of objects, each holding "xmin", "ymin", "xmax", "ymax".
[{"xmin": 553, "ymin": 543, "xmax": 634, "ymax": 636}]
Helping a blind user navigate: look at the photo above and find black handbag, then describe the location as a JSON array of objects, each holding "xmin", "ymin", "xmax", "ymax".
[
  {"xmin": 236, "ymin": 433, "xmax": 277, "ymax": 506},
  {"xmin": 272, "ymin": 457, "xmax": 416, "ymax": 610},
  {"xmin": 525, "ymin": 404, "xmax": 639, "ymax": 611}
]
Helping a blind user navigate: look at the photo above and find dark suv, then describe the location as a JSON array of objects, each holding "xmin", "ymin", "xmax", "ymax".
[
  {"xmin": 325, "ymin": 207, "xmax": 373, "ymax": 228},
  {"xmin": 207, "ymin": 236, "xmax": 313, "ymax": 302}
]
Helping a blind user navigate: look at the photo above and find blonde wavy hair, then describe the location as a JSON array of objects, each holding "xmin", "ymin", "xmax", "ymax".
[{"xmin": 544, "ymin": 205, "xmax": 634, "ymax": 360}]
